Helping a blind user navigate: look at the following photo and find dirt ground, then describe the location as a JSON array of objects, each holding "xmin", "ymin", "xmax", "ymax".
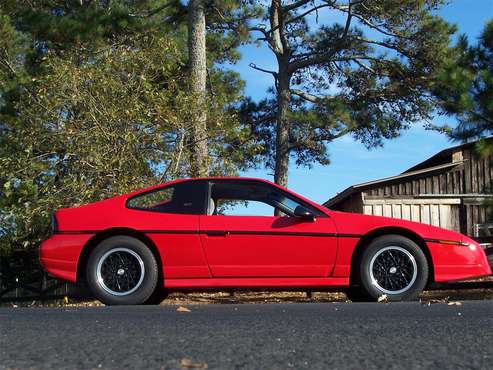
[{"xmin": 4, "ymin": 282, "xmax": 493, "ymax": 308}]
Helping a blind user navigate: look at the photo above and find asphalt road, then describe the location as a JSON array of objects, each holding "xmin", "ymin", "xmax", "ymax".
[{"xmin": 1, "ymin": 301, "xmax": 492, "ymax": 370}]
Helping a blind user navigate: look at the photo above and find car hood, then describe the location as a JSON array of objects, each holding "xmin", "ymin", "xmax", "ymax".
[{"xmin": 328, "ymin": 210, "xmax": 469, "ymax": 244}]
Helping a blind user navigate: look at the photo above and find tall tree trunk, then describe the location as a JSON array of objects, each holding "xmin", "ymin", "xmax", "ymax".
[
  {"xmin": 188, "ymin": 0, "xmax": 209, "ymax": 177},
  {"xmin": 274, "ymin": 63, "xmax": 291, "ymax": 187}
]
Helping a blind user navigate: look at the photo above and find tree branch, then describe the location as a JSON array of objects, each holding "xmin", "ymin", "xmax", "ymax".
[
  {"xmin": 0, "ymin": 48, "xmax": 18, "ymax": 77},
  {"xmin": 352, "ymin": 36, "xmax": 412, "ymax": 58},
  {"xmin": 268, "ymin": 2, "xmax": 337, "ymax": 35},
  {"xmin": 287, "ymin": 1, "xmax": 355, "ymax": 73},
  {"xmin": 249, "ymin": 63, "xmax": 278, "ymax": 77},
  {"xmin": 249, "ymin": 26, "xmax": 269, "ymax": 37},
  {"xmin": 282, "ymin": 0, "xmax": 313, "ymax": 12},
  {"xmin": 341, "ymin": 0, "xmax": 353, "ymax": 39},
  {"xmin": 292, "ymin": 89, "xmax": 321, "ymax": 103},
  {"xmin": 334, "ymin": 3, "xmax": 409, "ymax": 39},
  {"xmin": 352, "ymin": 59, "xmax": 377, "ymax": 75},
  {"xmin": 289, "ymin": 50, "xmax": 338, "ymax": 72},
  {"xmin": 269, "ymin": 0, "xmax": 285, "ymax": 55},
  {"xmin": 284, "ymin": 4, "xmax": 332, "ymax": 27},
  {"xmin": 128, "ymin": 1, "xmax": 175, "ymax": 18},
  {"xmin": 292, "ymin": 89, "xmax": 334, "ymax": 103}
]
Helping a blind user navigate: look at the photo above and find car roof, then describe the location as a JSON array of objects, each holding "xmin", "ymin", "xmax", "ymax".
[
  {"xmin": 125, "ymin": 177, "xmax": 329, "ymax": 215},
  {"xmin": 125, "ymin": 177, "xmax": 274, "ymax": 197}
]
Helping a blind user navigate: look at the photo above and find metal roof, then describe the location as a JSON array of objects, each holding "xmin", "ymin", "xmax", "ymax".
[
  {"xmin": 403, "ymin": 138, "xmax": 492, "ymax": 173},
  {"xmin": 323, "ymin": 161, "xmax": 463, "ymax": 208}
]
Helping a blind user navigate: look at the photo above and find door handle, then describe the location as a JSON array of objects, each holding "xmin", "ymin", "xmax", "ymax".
[{"xmin": 204, "ymin": 230, "xmax": 229, "ymax": 236}]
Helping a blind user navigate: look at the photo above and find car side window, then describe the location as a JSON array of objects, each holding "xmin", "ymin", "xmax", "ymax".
[
  {"xmin": 127, "ymin": 181, "xmax": 207, "ymax": 215},
  {"xmin": 209, "ymin": 181, "xmax": 323, "ymax": 217},
  {"xmin": 216, "ymin": 199, "xmax": 277, "ymax": 216}
]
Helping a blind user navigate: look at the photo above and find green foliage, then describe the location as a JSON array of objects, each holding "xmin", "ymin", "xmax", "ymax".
[
  {"xmin": 205, "ymin": 0, "xmax": 262, "ymax": 64},
  {"xmin": 243, "ymin": 0, "xmax": 456, "ymax": 174},
  {"xmin": 1, "ymin": 34, "xmax": 183, "ymax": 251},
  {"xmin": 433, "ymin": 20, "xmax": 493, "ymax": 147},
  {"xmin": 0, "ymin": 1, "xmax": 258, "ymax": 254}
]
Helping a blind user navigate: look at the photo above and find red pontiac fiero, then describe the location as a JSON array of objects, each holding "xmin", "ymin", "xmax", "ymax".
[{"xmin": 40, "ymin": 177, "xmax": 491, "ymax": 305}]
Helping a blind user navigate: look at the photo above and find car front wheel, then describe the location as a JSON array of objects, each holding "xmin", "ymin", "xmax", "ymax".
[
  {"xmin": 357, "ymin": 235, "xmax": 429, "ymax": 301},
  {"xmin": 86, "ymin": 236, "xmax": 159, "ymax": 305}
]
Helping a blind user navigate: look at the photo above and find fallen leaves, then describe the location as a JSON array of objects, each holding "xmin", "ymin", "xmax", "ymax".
[
  {"xmin": 377, "ymin": 294, "xmax": 388, "ymax": 303},
  {"xmin": 176, "ymin": 306, "xmax": 191, "ymax": 313},
  {"xmin": 420, "ymin": 297, "xmax": 463, "ymax": 306},
  {"xmin": 447, "ymin": 301, "xmax": 463, "ymax": 306},
  {"xmin": 180, "ymin": 358, "xmax": 208, "ymax": 369},
  {"xmin": 421, "ymin": 297, "xmax": 464, "ymax": 306},
  {"xmin": 422, "ymin": 299, "xmax": 447, "ymax": 305}
]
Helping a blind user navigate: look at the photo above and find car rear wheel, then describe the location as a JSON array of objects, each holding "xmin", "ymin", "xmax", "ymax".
[
  {"xmin": 86, "ymin": 236, "xmax": 159, "ymax": 305},
  {"xmin": 357, "ymin": 235, "xmax": 429, "ymax": 301}
]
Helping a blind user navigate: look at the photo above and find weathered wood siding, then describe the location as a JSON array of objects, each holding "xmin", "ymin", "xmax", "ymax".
[
  {"xmin": 462, "ymin": 198, "xmax": 493, "ymax": 237},
  {"xmin": 337, "ymin": 147, "xmax": 493, "ymax": 237},
  {"xmin": 363, "ymin": 198, "xmax": 461, "ymax": 231},
  {"xmin": 364, "ymin": 167, "xmax": 464, "ymax": 196},
  {"xmin": 333, "ymin": 193, "xmax": 363, "ymax": 214},
  {"xmin": 364, "ymin": 148, "xmax": 492, "ymax": 198}
]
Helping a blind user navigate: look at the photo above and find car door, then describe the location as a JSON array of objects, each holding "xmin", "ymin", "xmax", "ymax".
[{"xmin": 199, "ymin": 180, "xmax": 338, "ymax": 278}]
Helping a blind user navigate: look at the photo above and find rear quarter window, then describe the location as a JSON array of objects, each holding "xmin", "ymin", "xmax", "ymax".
[
  {"xmin": 127, "ymin": 188, "xmax": 174, "ymax": 209},
  {"xmin": 126, "ymin": 181, "xmax": 207, "ymax": 215}
]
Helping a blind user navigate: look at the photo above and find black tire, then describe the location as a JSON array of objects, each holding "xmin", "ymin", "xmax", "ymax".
[
  {"xmin": 358, "ymin": 235, "xmax": 429, "ymax": 301},
  {"xmin": 144, "ymin": 286, "xmax": 169, "ymax": 305},
  {"xmin": 486, "ymin": 247, "xmax": 493, "ymax": 271},
  {"xmin": 86, "ymin": 236, "xmax": 159, "ymax": 305},
  {"xmin": 344, "ymin": 286, "xmax": 373, "ymax": 302}
]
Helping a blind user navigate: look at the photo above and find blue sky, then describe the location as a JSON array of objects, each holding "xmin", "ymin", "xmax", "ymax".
[{"xmin": 229, "ymin": 0, "xmax": 493, "ymax": 205}]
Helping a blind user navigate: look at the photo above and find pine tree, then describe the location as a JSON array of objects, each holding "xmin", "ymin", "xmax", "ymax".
[
  {"xmin": 433, "ymin": 20, "xmax": 493, "ymax": 148},
  {"xmin": 243, "ymin": 0, "xmax": 456, "ymax": 187},
  {"xmin": 188, "ymin": 0, "xmax": 209, "ymax": 177},
  {"xmin": 0, "ymin": 1, "xmax": 258, "ymax": 253}
]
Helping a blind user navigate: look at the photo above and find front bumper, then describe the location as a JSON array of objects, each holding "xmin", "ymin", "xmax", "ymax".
[{"xmin": 427, "ymin": 240, "xmax": 492, "ymax": 282}]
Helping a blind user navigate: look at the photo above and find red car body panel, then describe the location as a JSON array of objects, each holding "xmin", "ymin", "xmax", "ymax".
[
  {"xmin": 39, "ymin": 233, "xmax": 93, "ymax": 282},
  {"xmin": 327, "ymin": 210, "xmax": 490, "ymax": 282},
  {"xmin": 199, "ymin": 215, "xmax": 338, "ymax": 278},
  {"xmin": 40, "ymin": 177, "xmax": 492, "ymax": 288}
]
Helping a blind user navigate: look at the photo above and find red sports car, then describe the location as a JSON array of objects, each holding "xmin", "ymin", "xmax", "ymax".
[{"xmin": 40, "ymin": 177, "xmax": 491, "ymax": 305}]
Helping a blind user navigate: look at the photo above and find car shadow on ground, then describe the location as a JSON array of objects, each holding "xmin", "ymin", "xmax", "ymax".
[{"xmin": 2, "ymin": 279, "xmax": 492, "ymax": 307}]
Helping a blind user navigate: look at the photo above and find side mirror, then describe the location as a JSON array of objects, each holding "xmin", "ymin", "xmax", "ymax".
[{"xmin": 293, "ymin": 206, "xmax": 316, "ymax": 221}]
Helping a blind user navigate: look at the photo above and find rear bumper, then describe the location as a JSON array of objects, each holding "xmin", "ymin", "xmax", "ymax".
[
  {"xmin": 427, "ymin": 241, "xmax": 492, "ymax": 282},
  {"xmin": 39, "ymin": 233, "xmax": 93, "ymax": 283}
]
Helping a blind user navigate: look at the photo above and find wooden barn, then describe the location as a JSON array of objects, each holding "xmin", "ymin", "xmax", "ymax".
[{"xmin": 324, "ymin": 140, "xmax": 493, "ymax": 243}]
